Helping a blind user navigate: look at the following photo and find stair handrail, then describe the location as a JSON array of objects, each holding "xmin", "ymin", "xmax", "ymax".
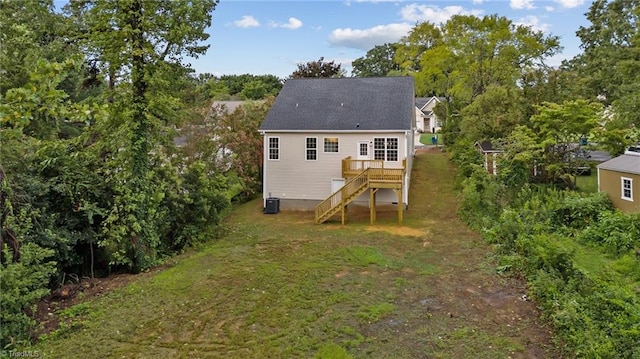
[{"xmin": 315, "ymin": 168, "xmax": 370, "ymax": 223}]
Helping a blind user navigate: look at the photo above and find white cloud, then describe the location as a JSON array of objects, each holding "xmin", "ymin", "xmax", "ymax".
[
  {"xmin": 329, "ymin": 23, "xmax": 413, "ymax": 50},
  {"xmin": 554, "ymin": 0, "xmax": 585, "ymax": 8},
  {"xmin": 233, "ymin": 15, "xmax": 260, "ymax": 28},
  {"xmin": 545, "ymin": 5, "xmax": 555, "ymax": 11},
  {"xmin": 332, "ymin": 57, "xmax": 356, "ymax": 71},
  {"xmin": 515, "ymin": 15, "xmax": 550, "ymax": 33},
  {"xmin": 400, "ymin": 4, "xmax": 483, "ymax": 24},
  {"xmin": 274, "ymin": 17, "xmax": 303, "ymax": 30},
  {"xmin": 510, "ymin": 0, "xmax": 535, "ymax": 10},
  {"xmin": 472, "ymin": 0, "xmax": 484, "ymax": 4}
]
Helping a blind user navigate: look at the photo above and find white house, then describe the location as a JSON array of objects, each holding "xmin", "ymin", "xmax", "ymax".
[
  {"xmin": 415, "ymin": 96, "xmax": 445, "ymax": 133},
  {"xmin": 259, "ymin": 77, "xmax": 416, "ymax": 224}
]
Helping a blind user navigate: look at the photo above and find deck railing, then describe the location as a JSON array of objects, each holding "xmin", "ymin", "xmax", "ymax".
[
  {"xmin": 367, "ymin": 168, "xmax": 404, "ymax": 183},
  {"xmin": 342, "ymin": 157, "xmax": 384, "ymax": 177},
  {"xmin": 315, "ymin": 169, "xmax": 369, "ymax": 223},
  {"xmin": 315, "ymin": 157, "xmax": 407, "ymax": 224}
]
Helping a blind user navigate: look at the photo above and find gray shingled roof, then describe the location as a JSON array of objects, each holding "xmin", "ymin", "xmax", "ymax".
[
  {"xmin": 260, "ymin": 77, "xmax": 414, "ymax": 131},
  {"xmin": 415, "ymin": 97, "xmax": 430, "ymax": 109},
  {"xmin": 475, "ymin": 140, "xmax": 502, "ymax": 153},
  {"xmin": 212, "ymin": 101, "xmax": 246, "ymax": 113},
  {"xmin": 597, "ymin": 153, "xmax": 640, "ymax": 175}
]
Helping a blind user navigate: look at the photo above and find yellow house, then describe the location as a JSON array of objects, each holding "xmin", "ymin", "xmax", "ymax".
[{"xmin": 597, "ymin": 151, "xmax": 640, "ymax": 213}]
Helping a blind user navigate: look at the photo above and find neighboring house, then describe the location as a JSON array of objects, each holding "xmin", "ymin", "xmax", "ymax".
[
  {"xmin": 210, "ymin": 100, "xmax": 247, "ymax": 115},
  {"xmin": 597, "ymin": 151, "xmax": 640, "ymax": 213},
  {"xmin": 475, "ymin": 141, "xmax": 503, "ymax": 175},
  {"xmin": 259, "ymin": 76, "xmax": 416, "ymax": 224},
  {"xmin": 415, "ymin": 96, "xmax": 445, "ymax": 133},
  {"xmin": 173, "ymin": 101, "xmax": 252, "ymax": 147}
]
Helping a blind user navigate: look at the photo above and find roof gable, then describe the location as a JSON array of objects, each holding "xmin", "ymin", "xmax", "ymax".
[
  {"xmin": 475, "ymin": 140, "xmax": 502, "ymax": 153},
  {"xmin": 597, "ymin": 152, "xmax": 640, "ymax": 175},
  {"xmin": 415, "ymin": 97, "xmax": 430, "ymax": 109},
  {"xmin": 260, "ymin": 77, "xmax": 415, "ymax": 131}
]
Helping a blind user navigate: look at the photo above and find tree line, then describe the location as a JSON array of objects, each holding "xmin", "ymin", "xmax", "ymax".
[
  {"xmin": 352, "ymin": 2, "xmax": 640, "ymax": 356},
  {"xmin": 2, "ymin": 0, "xmax": 639, "ymax": 351},
  {"xmin": 352, "ymin": 3, "xmax": 639, "ymax": 170},
  {"xmin": 0, "ymin": 0, "xmax": 273, "ymax": 347}
]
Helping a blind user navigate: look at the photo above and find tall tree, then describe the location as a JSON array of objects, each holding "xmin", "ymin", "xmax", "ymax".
[
  {"xmin": 65, "ymin": 0, "xmax": 218, "ymax": 270},
  {"xmin": 460, "ymin": 85, "xmax": 526, "ymax": 141},
  {"xmin": 437, "ymin": 15, "xmax": 559, "ymax": 101},
  {"xmin": 0, "ymin": 0, "xmax": 72, "ymax": 94},
  {"xmin": 402, "ymin": 15, "xmax": 560, "ymax": 143},
  {"xmin": 290, "ymin": 57, "xmax": 344, "ymax": 78},
  {"xmin": 575, "ymin": 0, "xmax": 640, "ymax": 127},
  {"xmin": 395, "ymin": 22, "xmax": 442, "ymax": 74},
  {"xmin": 352, "ymin": 43, "xmax": 400, "ymax": 77},
  {"xmin": 530, "ymin": 100, "xmax": 602, "ymax": 187}
]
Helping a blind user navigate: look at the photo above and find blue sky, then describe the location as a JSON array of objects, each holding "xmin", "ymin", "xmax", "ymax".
[{"xmin": 190, "ymin": 0, "xmax": 592, "ymax": 79}]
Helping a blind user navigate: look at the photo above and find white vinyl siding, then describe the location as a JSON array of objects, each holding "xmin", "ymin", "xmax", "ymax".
[
  {"xmin": 306, "ymin": 137, "xmax": 317, "ymax": 161},
  {"xmin": 263, "ymin": 132, "xmax": 411, "ymax": 206},
  {"xmin": 268, "ymin": 137, "xmax": 279, "ymax": 160},
  {"xmin": 622, "ymin": 177, "xmax": 633, "ymax": 201}
]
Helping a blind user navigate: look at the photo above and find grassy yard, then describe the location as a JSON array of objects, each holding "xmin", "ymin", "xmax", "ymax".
[
  {"xmin": 419, "ymin": 133, "xmax": 443, "ymax": 146},
  {"xmin": 576, "ymin": 168, "xmax": 598, "ymax": 193},
  {"xmin": 35, "ymin": 150, "xmax": 558, "ymax": 358}
]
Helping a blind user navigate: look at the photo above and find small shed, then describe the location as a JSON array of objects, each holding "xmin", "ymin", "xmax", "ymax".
[
  {"xmin": 597, "ymin": 151, "xmax": 640, "ymax": 213},
  {"xmin": 475, "ymin": 141, "xmax": 503, "ymax": 175}
]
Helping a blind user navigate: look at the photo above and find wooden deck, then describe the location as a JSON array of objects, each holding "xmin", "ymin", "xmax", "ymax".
[{"xmin": 315, "ymin": 157, "xmax": 406, "ymax": 225}]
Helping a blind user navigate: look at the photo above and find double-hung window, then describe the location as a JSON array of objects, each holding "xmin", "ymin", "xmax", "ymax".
[
  {"xmin": 324, "ymin": 137, "xmax": 339, "ymax": 153},
  {"xmin": 268, "ymin": 137, "xmax": 279, "ymax": 160},
  {"xmin": 621, "ymin": 177, "xmax": 633, "ymax": 201},
  {"xmin": 373, "ymin": 137, "xmax": 399, "ymax": 161},
  {"xmin": 306, "ymin": 137, "xmax": 317, "ymax": 160}
]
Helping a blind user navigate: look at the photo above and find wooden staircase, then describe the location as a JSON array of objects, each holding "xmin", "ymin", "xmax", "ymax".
[
  {"xmin": 315, "ymin": 169, "xmax": 371, "ymax": 224},
  {"xmin": 314, "ymin": 163, "xmax": 405, "ymax": 224}
]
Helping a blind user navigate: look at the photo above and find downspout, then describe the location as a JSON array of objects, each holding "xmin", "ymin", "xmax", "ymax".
[
  {"xmin": 404, "ymin": 130, "xmax": 410, "ymax": 206},
  {"xmin": 260, "ymin": 130, "xmax": 267, "ymax": 207}
]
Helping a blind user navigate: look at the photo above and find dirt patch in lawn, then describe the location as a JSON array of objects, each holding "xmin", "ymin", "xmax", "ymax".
[
  {"xmin": 365, "ymin": 225, "xmax": 425, "ymax": 237},
  {"xmin": 34, "ymin": 151, "xmax": 561, "ymax": 358},
  {"xmin": 34, "ymin": 261, "xmax": 175, "ymax": 339}
]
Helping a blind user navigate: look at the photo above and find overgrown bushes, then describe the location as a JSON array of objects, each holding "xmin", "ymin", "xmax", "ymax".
[
  {"xmin": 0, "ymin": 244, "xmax": 57, "ymax": 348},
  {"xmin": 457, "ymin": 164, "xmax": 640, "ymax": 357}
]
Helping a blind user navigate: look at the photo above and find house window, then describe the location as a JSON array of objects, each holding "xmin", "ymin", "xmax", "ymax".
[
  {"xmin": 359, "ymin": 142, "xmax": 369, "ymax": 157},
  {"xmin": 621, "ymin": 177, "xmax": 633, "ymax": 201},
  {"xmin": 306, "ymin": 137, "xmax": 317, "ymax": 160},
  {"xmin": 373, "ymin": 137, "xmax": 399, "ymax": 161},
  {"xmin": 324, "ymin": 137, "xmax": 339, "ymax": 153},
  {"xmin": 268, "ymin": 137, "xmax": 279, "ymax": 160}
]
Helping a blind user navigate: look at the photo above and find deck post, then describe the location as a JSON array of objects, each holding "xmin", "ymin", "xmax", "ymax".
[
  {"xmin": 370, "ymin": 188, "xmax": 378, "ymax": 225},
  {"xmin": 396, "ymin": 188, "xmax": 403, "ymax": 225}
]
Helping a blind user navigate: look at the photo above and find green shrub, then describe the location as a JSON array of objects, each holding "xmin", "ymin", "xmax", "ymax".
[
  {"xmin": 0, "ymin": 243, "xmax": 57, "ymax": 349},
  {"xmin": 448, "ymin": 138, "xmax": 484, "ymax": 182},
  {"xmin": 580, "ymin": 211, "xmax": 640, "ymax": 255},
  {"xmin": 162, "ymin": 160, "xmax": 231, "ymax": 251},
  {"xmin": 458, "ymin": 166, "xmax": 640, "ymax": 358},
  {"xmin": 458, "ymin": 166, "xmax": 507, "ymax": 229},
  {"xmin": 550, "ymin": 192, "xmax": 612, "ymax": 230}
]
